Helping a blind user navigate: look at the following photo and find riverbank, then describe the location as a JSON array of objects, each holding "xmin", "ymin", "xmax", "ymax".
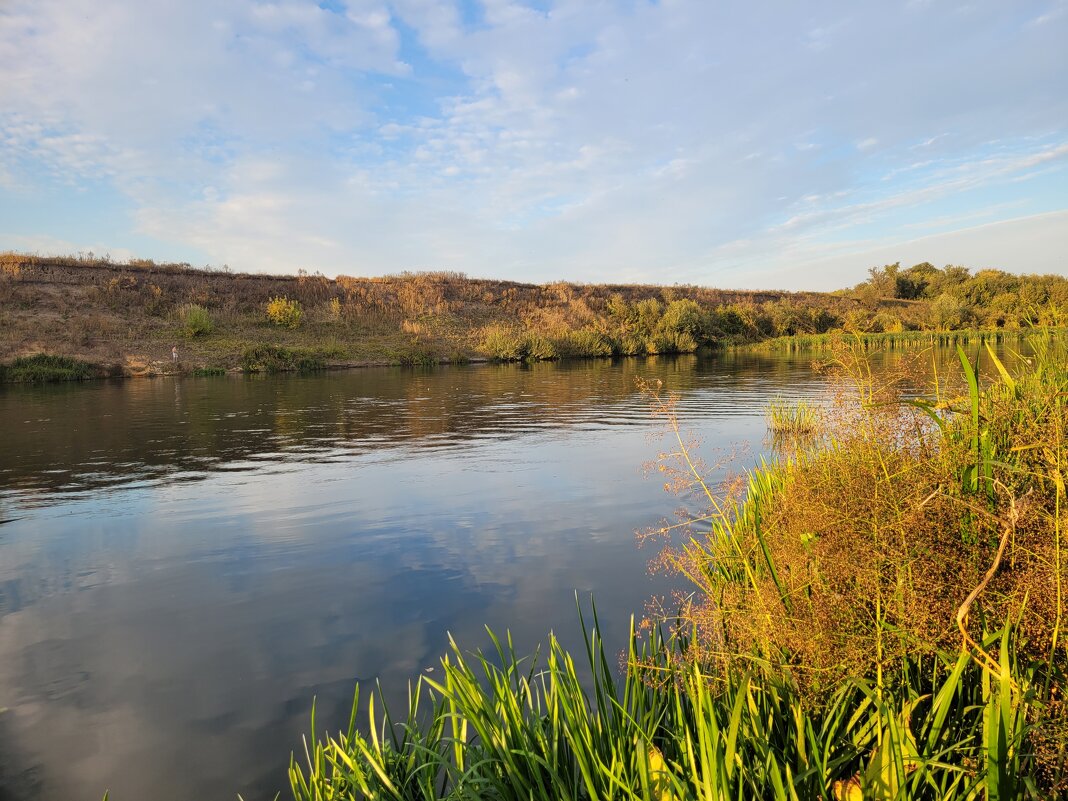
[
  {"xmin": 0, "ymin": 252, "xmax": 836, "ymax": 379},
  {"xmin": 4, "ymin": 252, "xmax": 1064, "ymax": 381},
  {"xmin": 1, "ymin": 326, "xmax": 1058, "ymax": 384}
]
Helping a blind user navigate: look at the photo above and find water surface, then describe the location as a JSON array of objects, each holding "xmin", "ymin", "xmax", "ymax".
[{"xmin": 1, "ymin": 351, "xmax": 839, "ymax": 800}]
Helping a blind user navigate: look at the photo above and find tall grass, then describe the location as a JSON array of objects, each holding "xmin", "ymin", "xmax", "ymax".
[
  {"xmin": 764, "ymin": 396, "xmax": 820, "ymax": 435},
  {"xmin": 240, "ymin": 345, "xmax": 326, "ymax": 373},
  {"xmin": 746, "ymin": 328, "xmax": 1029, "ymax": 353},
  {"xmin": 287, "ymin": 605, "xmax": 1039, "ymax": 801},
  {"xmin": 0, "ymin": 353, "xmax": 98, "ymax": 382},
  {"xmin": 178, "ymin": 303, "xmax": 214, "ymax": 337},
  {"xmin": 647, "ymin": 335, "xmax": 1067, "ymax": 791}
]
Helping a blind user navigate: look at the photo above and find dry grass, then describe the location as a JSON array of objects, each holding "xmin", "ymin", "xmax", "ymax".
[
  {"xmin": 645, "ymin": 333, "xmax": 1063, "ymax": 721},
  {"xmin": 653, "ymin": 338, "xmax": 1066, "ymax": 676},
  {"xmin": 642, "ymin": 335, "xmax": 1068, "ymax": 791}
]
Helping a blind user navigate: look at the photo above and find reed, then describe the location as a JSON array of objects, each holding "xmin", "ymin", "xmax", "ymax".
[
  {"xmin": 764, "ymin": 396, "xmax": 820, "ymax": 435},
  {"xmin": 646, "ymin": 333, "xmax": 1068, "ymax": 793},
  {"xmin": 744, "ymin": 328, "xmax": 1041, "ymax": 353}
]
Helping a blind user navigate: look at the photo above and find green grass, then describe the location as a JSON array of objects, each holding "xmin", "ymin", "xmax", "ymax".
[
  {"xmin": 743, "ymin": 327, "xmax": 1038, "ymax": 353},
  {"xmin": 0, "ymin": 353, "xmax": 98, "ymax": 382},
  {"xmin": 398, "ymin": 348, "xmax": 439, "ymax": 367},
  {"xmin": 178, "ymin": 303, "xmax": 215, "ymax": 337},
  {"xmin": 287, "ymin": 605, "xmax": 1039, "ymax": 801},
  {"xmin": 764, "ymin": 396, "xmax": 820, "ymax": 435},
  {"xmin": 240, "ymin": 344, "xmax": 327, "ymax": 373},
  {"xmin": 190, "ymin": 366, "xmax": 226, "ymax": 377}
]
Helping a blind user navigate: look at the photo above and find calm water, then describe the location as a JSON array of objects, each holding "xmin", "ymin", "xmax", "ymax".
[{"xmin": 0, "ymin": 351, "xmax": 840, "ymax": 800}]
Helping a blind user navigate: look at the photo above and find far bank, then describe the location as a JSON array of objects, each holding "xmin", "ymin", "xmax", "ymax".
[{"xmin": 2, "ymin": 253, "xmax": 1064, "ymax": 380}]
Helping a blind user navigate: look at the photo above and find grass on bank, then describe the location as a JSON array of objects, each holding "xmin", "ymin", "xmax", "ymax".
[
  {"xmin": 286, "ymin": 606, "xmax": 1035, "ymax": 801},
  {"xmin": 282, "ymin": 334, "xmax": 1067, "ymax": 800},
  {"xmin": 0, "ymin": 353, "xmax": 101, "ymax": 383},
  {"xmin": 240, "ymin": 344, "xmax": 331, "ymax": 373},
  {"xmin": 744, "ymin": 327, "xmax": 1028, "ymax": 353}
]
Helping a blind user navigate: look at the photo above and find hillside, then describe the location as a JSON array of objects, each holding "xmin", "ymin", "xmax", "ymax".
[{"xmin": 1, "ymin": 253, "xmax": 1065, "ymax": 377}]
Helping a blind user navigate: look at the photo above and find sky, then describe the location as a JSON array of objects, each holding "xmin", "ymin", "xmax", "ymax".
[{"xmin": 1, "ymin": 0, "xmax": 1066, "ymax": 290}]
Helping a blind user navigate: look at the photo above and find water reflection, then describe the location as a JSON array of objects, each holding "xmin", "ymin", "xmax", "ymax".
[
  {"xmin": 0, "ymin": 352, "xmax": 837, "ymax": 800},
  {"xmin": 0, "ymin": 353, "xmax": 829, "ymax": 505}
]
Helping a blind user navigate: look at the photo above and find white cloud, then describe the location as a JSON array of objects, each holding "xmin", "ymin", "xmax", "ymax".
[{"xmin": 1, "ymin": 0, "xmax": 1066, "ymax": 286}]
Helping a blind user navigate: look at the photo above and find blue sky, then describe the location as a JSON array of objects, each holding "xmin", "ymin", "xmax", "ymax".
[{"xmin": 1, "ymin": 0, "xmax": 1066, "ymax": 289}]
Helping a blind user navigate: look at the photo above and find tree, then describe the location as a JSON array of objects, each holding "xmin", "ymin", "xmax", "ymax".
[
  {"xmin": 866, "ymin": 262, "xmax": 901, "ymax": 298},
  {"xmin": 929, "ymin": 293, "xmax": 969, "ymax": 331}
]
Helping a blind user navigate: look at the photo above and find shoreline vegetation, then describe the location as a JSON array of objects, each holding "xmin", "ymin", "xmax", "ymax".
[
  {"xmin": 280, "ymin": 335, "xmax": 1067, "ymax": 800},
  {"xmin": 3, "ymin": 252, "xmax": 1068, "ymax": 382}
]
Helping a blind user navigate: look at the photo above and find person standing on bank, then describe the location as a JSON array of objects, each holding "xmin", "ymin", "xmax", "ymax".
[{"xmin": 172, "ymin": 345, "xmax": 179, "ymax": 364}]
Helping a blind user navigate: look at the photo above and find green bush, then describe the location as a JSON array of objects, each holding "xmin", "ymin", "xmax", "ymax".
[
  {"xmin": 523, "ymin": 333, "xmax": 558, "ymax": 360},
  {"xmin": 658, "ymin": 298, "xmax": 707, "ymax": 338},
  {"xmin": 710, "ymin": 306, "xmax": 753, "ymax": 339},
  {"xmin": 190, "ymin": 366, "xmax": 226, "ymax": 377},
  {"xmin": 870, "ymin": 311, "xmax": 904, "ymax": 333},
  {"xmin": 399, "ymin": 349, "xmax": 437, "ymax": 367},
  {"xmin": 671, "ymin": 331, "xmax": 699, "ymax": 352},
  {"xmin": 240, "ymin": 345, "xmax": 324, "ymax": 373},
  {"xmin": 614, "ymin": 332, "xmax": 647, "ymax": 356},
  {"xmin": 929, "ymin": 293, "xmax": 971, "ymax": 330},
  {"xmin": 1, "ymin": 353, "xmax": 97, "ymax": 382},
  {"xmin": 645, "ymin": 330, "xmax": 698, "ymax": 354},
  {"xmin": 480, "ymin": 326, "xmax": 526, "ymax": 360},
  {"xmin": 266, "ymin": 296, "xmax": 304, "ymax": 329},
  {"xmin": 178, "ymin": 303, "xmax": 214, "ymax": 337},
  {"xmin": 479, "ymin": 327, "xmax": 558, "ymax": 361},
  {"xmin": 556, "ymin": 328, "xmax": 612, "ymax": 358}
]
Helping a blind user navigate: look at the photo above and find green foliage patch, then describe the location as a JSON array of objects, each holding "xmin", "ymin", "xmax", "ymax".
[
  {"xmin": 240, "ymin": 345, "xmax": 325, "ymax": 373},
  {"xmin": 290, "ymin": 608, "xmax": 1044, "ymax": 801},
  {"xmin": 1, "ymin": 353, "xmax": 98, "ymax": 383},
  {"xmin": 178, "ymin": 303, "xmax": 215, "ymax": 337}
]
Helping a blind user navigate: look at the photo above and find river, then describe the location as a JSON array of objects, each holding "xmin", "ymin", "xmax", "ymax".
[{"xmin": 0, "ymin": 349, "xmax": 890, "ymax": 799}]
